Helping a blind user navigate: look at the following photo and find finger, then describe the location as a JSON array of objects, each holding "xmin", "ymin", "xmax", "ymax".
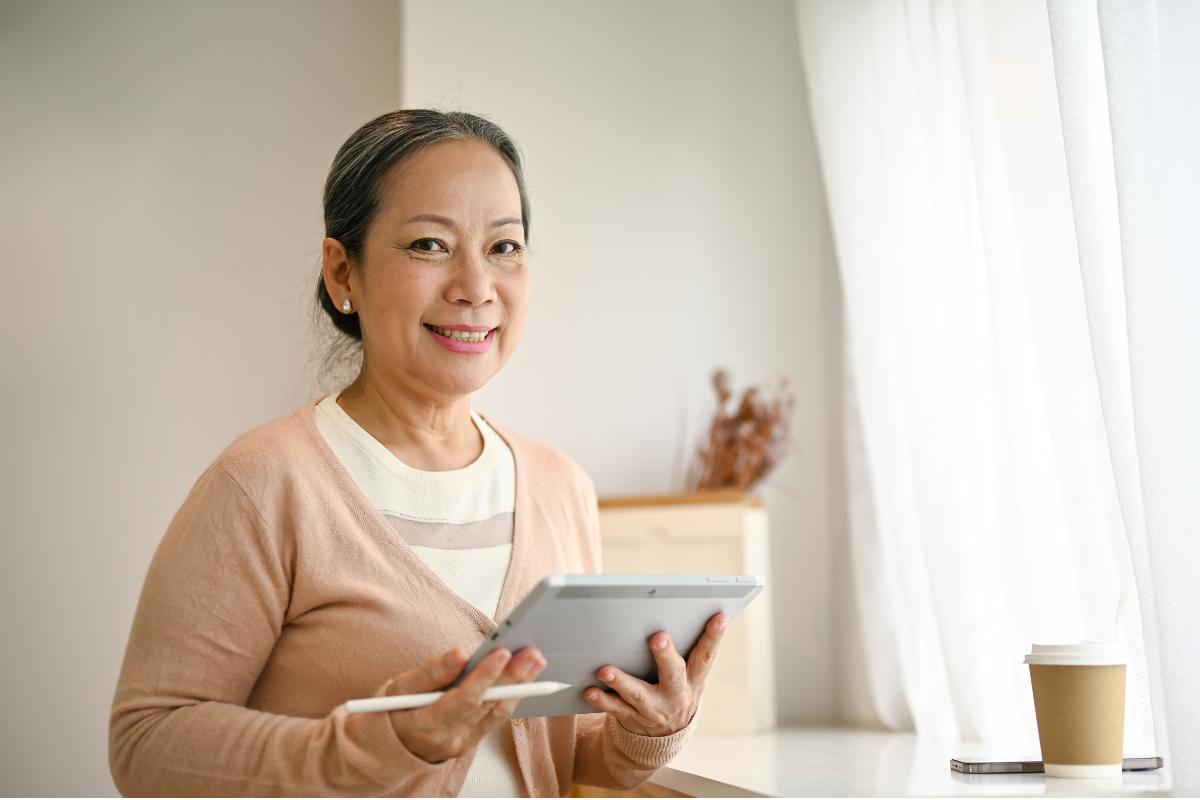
[
  {"xmin": 685, "ymin": 612, "xmax": 728, "ymax": 688},
  {"xmin": 494, "ymin": 647, "xmax": 546, "ymax": 686},
  {"xmin": 458, "ymin": 648, "xmax": 512, "ymax": 700},
  {"xmin": 595, "ymin": 665, "xmax": 659, "ymax": 718},
  {"xmin": 448, "ymin": 647, "xmax": 544, "ymax": 722},
  {"xmin": 581, "ymin": 683, "xmax": 640, "ymax": 727},
  {"xmin": 647, "ymin": 631, "xmax": 688, "ymax": 695},
  {"xmin": 487, "ymin": 649, "xmax": 546, "ymax": 716},
  {"xmin": 440, "ymin": 647, "xmax": 511, "ymax": 725},
  {"xmin": 462, "ymin": 652, "xmax": 547, "ymax": 750},
  {"xmin": 389, "ymin": 648, "xmax": 466, "ymax": 695},
  {"xmin": 400, "ymin": 649, "xmax": 513, "ymax": 762}
]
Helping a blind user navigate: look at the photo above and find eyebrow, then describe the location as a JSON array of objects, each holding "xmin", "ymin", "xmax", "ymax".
[{"xmin": 402, "ymin": 214, "xmax": 522, "ymax": 229}]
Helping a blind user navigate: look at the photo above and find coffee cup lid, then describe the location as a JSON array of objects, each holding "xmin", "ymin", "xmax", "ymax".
[{"xmin": 1024, "ymin": 642, "xmax": 1126, "ymax": 666}]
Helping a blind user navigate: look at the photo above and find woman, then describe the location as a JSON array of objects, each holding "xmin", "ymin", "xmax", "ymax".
[{"xmin": 108, "ymin": 109, "xmax": 728, "ymax": 797}]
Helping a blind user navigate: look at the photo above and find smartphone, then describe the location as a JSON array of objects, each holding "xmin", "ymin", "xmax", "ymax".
[{"xmin": 950, "ymin": 756, "xmax": 1162, "ymax": 774}]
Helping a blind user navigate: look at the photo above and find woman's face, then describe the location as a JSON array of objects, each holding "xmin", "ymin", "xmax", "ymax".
[{"xmin": 349, "ymin": 138, "xmax": 530, "ymax": 404}]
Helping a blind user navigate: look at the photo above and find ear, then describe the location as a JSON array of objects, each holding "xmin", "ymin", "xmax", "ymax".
[{"xmin": 321, "ymin": 237, "xmax": 355, "ymax": 307}]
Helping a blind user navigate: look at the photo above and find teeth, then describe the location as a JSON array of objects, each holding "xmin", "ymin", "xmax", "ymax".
[{"xmin": 429, "ymin": 325, "xmax": 490, "ymax": 342}]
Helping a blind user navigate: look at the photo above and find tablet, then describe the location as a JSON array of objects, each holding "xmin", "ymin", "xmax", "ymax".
[{"xmin": 451, "ymin": 573, "xmax": 765, "ymax": 719}]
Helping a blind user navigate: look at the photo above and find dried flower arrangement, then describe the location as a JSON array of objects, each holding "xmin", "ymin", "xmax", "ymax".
[{"xmin": 685, "ymin": 368, "xmax": 796, "ymax": 493}]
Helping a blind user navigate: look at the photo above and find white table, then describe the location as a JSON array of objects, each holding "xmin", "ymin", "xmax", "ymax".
[{"xmin": 648, "ymin": 727, "xmax": 1170, "ymax": 797}]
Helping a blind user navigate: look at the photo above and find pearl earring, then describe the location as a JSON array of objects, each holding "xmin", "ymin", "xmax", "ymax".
[{"xmin": 341, "ymin": 298, "xmax": 353, "ymax": 313}]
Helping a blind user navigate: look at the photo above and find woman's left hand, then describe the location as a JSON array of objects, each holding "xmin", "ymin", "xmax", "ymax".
[{"xmin": 582, "ymin": 611, "xmax": 728, "ymax": 736}]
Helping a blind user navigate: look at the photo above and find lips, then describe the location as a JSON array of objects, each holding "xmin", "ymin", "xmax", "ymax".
[
  {"xmin": 423, "ymin": 323, "xmax": 497, "ymax": 333},
  {"xmin": 424, "ymin": 323, "xmax": 496, "ymax": 353}
]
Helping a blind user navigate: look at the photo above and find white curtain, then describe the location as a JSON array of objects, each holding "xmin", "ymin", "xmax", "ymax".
[
  {"xmin": 794, "ymin": 0, "xmax": 1156, "ymax": 759},
  {"xmin": 1046, "ymin": 0, "xmax": 1200, "ymax": 793}
]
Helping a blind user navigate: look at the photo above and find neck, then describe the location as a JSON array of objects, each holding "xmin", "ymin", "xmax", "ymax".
[{"xmin": 336, "ymin": 369, "xmax": 481, "ymax": 468}]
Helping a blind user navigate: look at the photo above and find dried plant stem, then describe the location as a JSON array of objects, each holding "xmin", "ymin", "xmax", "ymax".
[{"xmin": 687, "ymin": 368, "xmax": 796, "ymax": 494}]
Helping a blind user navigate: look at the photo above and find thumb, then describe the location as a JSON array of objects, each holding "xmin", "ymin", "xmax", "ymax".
[{"xmin": 388, "ymin": 648, "xmax": 466, "ymax": 695}]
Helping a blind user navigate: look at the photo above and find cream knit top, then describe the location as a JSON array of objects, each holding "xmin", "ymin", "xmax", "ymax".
[{"xmin": 314, "ymin": 393, "xmax": 524, "ymax": 796}]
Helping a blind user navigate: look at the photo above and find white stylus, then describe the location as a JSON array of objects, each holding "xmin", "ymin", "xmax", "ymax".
[{"xmin": 344, "ymin": 681, "xmax": 574, "ymax": 714}]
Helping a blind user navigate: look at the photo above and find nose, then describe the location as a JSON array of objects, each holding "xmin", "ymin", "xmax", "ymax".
[{"xmin": 447, "ymin": 250, "xmax": 497, "ymax": 307}]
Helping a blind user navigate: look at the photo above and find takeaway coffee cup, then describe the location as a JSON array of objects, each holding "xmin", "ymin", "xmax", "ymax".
[{"xmin": 1024, "ymin": 643, "xmax": 1126, "ymax": 778}]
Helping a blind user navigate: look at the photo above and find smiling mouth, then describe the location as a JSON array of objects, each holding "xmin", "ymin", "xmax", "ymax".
[{"xmin": 423, "ymin": 324, "xmax": 497, "ymax": 342}]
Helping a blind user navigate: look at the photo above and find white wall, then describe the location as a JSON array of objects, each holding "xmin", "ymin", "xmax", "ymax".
[
  {"xmin": 0, "ymin": 1, "xmax": 399, "ymax": 794},
  {"xmin": 400, "ymin": 0, "xmax": 854, "ymax": 728}
]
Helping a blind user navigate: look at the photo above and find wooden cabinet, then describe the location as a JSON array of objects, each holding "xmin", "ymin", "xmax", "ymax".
[{"xmin": 597, "ymin": 490, "xmax": 776, "ymax": 735}]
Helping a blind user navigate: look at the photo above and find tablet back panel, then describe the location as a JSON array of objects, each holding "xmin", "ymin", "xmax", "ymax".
[{"xmin": 453, "ymin": 573, "xmax": 764, "ymax": 718}]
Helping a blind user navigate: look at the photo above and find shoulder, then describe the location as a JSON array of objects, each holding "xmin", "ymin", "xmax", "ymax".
[
  {"xmin": 161, "ymin": 405, "xmax": 318, "ymax": 571},
  {"xmin": 206, "ymin": 401, "xmax": 324, "ymax": 499},
  {"xmin": 481, "ymin": 415, "xmax": 597, "ymax": 502}
]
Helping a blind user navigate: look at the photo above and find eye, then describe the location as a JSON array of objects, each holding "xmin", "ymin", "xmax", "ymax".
[
  {"xmin": 410, "ymin": 238, "xmax": 447, "ymax": 253},
  {"xmin": 494, "ymin": 240, "xmax": 524, "ymax": 255}
]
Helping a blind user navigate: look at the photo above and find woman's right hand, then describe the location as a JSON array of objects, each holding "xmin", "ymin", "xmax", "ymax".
[{"xmin": 384, "ymin": 645, "xmax": 547, "ymax": 764}]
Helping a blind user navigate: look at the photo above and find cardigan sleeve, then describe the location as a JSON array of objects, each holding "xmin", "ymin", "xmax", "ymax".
[
  {"xmin": 568, "ymin": 465, "xmax": 702, "ymax": 791},
  {"xmin": 571, "ymin": 701, "xmax": 703, "ymax": 791},
  {"xmin": 108, "ymin": 460, "xmax": 460, "ymax": 797}
]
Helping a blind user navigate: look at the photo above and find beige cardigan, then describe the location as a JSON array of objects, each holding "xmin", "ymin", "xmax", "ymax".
[{"xmin": 109, "ymin": 400, "xmax": 699, "ymax": 797}]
